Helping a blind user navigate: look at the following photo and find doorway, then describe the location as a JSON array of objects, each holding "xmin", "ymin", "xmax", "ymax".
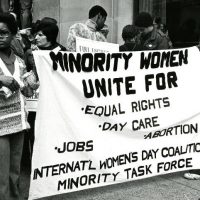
[{"xmin": 166, "ymin": 0, "xmax": 200, "ymax": 48}]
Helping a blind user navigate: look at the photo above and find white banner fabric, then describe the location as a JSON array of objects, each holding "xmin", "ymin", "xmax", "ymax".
[{"xmin": 29, "ymin": 47, "xmax": 200, "ymax": 199}]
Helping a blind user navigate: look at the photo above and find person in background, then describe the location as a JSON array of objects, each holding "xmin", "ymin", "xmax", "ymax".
[
  {"xmin": 9, "ymin": 0, "xmax": 33, "ymax": 29},
  {"xmin": 34, "ymin": 21, "xmax": 66, "ymax": 52},
  {"xmin": 19, "ymin": 0, "xmax": 32, "ymax": 28},
  {"xmin": 134, "ymin": 12, "xmax": 169, "ymax": 51},
  {"xmin": 9, "ymin": 12, "xmax": 26, "ymax": 59},
  {"xmin": 21, "ymin": 17, "xmax": 59, "ymax": 53},
  {"xmin": 154, "ymin": 18, "xmax": 173, "ymax": 49},
  {"xmin": 0, "ymin": 0, "xmax": 9, "ymax": 12},
  {"xmin": 160, "ymin": 23, "xmax": 173, "ymax": 48},
  {"xmin": 66, "ymin": 5, "xmax": 109, "ymax": 52},
  {"xmin": 153, "ymin": 16, "xmax": 162, "ymax": 30},
  {"xmin": 119, "ymin": 24, "xmax": 139, "ymax": 51},
  {"xmin": 25, "ymin": 20, "xmax": 66, "ymax": 74},
  {"xmin": 0, "ymin": 12, "xmax": 36, "ymax": 200}
]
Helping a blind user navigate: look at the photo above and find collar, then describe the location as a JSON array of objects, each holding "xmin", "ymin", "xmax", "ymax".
[
  {"xmin": 0, "ymin": 49, "xmax": 16, "ymax": 65},
  {"xmin": 38, "ymin": 43, "xmax": 56, "ymax": 50},
  {"xmin": 85, "ymin": 19, "xmax": 97, "ymax": 32}
]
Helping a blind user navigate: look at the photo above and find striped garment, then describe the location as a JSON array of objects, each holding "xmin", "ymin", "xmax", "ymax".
[{"xmin": 0, "ymin": 55, "xmax": 30, "ymax": 136}]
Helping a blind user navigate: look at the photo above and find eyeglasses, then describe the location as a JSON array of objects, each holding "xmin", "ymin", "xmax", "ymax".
[{"xmin": 0, "ymin": 31, "xmax": 11, "ymax": 38}]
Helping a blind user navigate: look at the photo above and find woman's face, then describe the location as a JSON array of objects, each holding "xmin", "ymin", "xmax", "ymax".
[
  {"xmin": 35, "ymin": 31, "xmax": 51, "ymax": 48},
  {"xmin": 0, "ymin": 22, "xmax": 13, "ymax": 50}
]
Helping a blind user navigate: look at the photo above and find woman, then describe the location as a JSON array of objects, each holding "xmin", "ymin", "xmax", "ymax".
[
  {"xmin": 24, "ymin": 20, "xmax": 66, "ymax": 157},
  {"xmin": 34, "ymin": 20, "xmax": 66, "ymax": 51},
  {"xmin": 25, "ymin": 20, "xmax": 66, "ymax": 75},
  {"xmin": 0, "ymin": 13, "xmax": 35, "ymax": 200}
]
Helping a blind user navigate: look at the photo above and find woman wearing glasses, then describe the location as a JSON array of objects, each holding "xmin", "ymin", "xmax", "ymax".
[{"xmin": 0, "ymin": 13, "xmax": 36, "ymax": 200}]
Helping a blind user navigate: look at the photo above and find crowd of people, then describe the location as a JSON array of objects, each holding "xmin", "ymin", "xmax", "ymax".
[{"xmin": 0, "ymin": 4, "xmax": 200, "ymax": 200}]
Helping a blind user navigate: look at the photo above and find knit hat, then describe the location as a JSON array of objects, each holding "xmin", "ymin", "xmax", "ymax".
[{"xmin": 135, "ymin": 12, "xmax": 153, "ymax": 28}]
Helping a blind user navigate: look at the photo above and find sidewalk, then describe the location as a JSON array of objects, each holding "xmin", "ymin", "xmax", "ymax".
[{"xmin": 20, "ymin": 167, "xmax": 200, "ymax": 200}]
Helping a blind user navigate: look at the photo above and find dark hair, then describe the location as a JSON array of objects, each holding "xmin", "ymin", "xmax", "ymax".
[
  {"xmin": 135, "ymin": 12, "xmax": 153, "ymax": 28},
  {"xmin": 89, "ymin": 5, "xmax": 107, "ymax": 19},
  {"xmin": 31, "ymin": 17, "xmax": 57, "ymax": 36},
  {"xmin": 31, "ymin": 20, "xmax": 41, "ymax": 35},
  {"xmin": 161, "ymin": 24, "xmax": 168, "ymax": 34},
  {"xmin": 37, "ymin": 22, "xmax": 59, "ymax": 44},
  {"xmin": 0, "ymin": 12, "xmax": 18, "ymax": 34},
  {"xmin": 41, "ymin": 17, "xmax": 57, "ymax": 24},
  {"xmin": 154, "ymin": 16, "xmax": 162, "ymax": 25},
  {"xmin": 122, "ymin": 25, "xmax": 139, "ymax": 41}
]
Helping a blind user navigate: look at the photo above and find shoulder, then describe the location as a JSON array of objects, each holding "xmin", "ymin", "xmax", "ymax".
[
  {"xmin": 157, "ymin": 29, "xmax": 166, "ymax": 37},
  {"xmin": 119, "ymin": 42, "xmax": 136, "ymax": 52},
  {"xmin": 157, "ymin": 30, "xmax": 167, "ymax": 39},
  {"xmin": 154, "ymin": 30, "xmax": 168, "ymax": 42},
  {"xmin": 58, "ymin": 44, "xmax": 67, "ymax": 51},
  {"xmin": 119, "ymin": 44, "xmax": 126, "ymax": 52},
  {"xmin": 69, "ymin": 23, "xmax": 87, "ymax": 32},
  {"xmin": 11, "ymin": 38, "xmax": 24, "ymax": 58},
  {"xmin": 68, "ymin": 22, "xmax": 90, "ymax": 40},
  {"xmin": 53, "ymin": 43, "xmax": 67, "ymax": 51},
  {"xmin": 153, "ymin": 30, "xmax": 170, "ymax": 49},
  {"xmin": 151, "ymin": 29, "xmax": 168, "ymax": 44}
]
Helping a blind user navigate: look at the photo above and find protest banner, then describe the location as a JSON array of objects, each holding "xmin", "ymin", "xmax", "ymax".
[
  {"xmin": 76, "ymin": 36, "xmax": 119, "ymax": 52},
  {"xmin": 25, "ymin": 37, "xmax": 118, "ymax": 112},
  {"xmin": 29, "ymin": 46, "xmax": 200, "ymax": 199}
]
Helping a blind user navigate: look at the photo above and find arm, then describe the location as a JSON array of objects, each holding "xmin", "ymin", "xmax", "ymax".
[
  {"xmin": 24, "ymin": 49, "xmax": 39, "ymax": 84},
  {"xmin": 66, "ymin": 23, "xmax": 88, "ymax": 52},
  {"xmin": 0, "ymin": 75, "xmax": 20, "ymax": 92},
  {"xmin": 19, "ymin": 54, "xmax": 39, "ymax": 97},
  {"xmin": 66, "ymin": 25, "xmax": 78, "ymax": 52}
]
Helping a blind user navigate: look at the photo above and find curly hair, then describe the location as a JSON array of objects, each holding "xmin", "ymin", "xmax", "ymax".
[
  {"xmin": 122, "ymin": 25, "xmax": 139, "ymax": 41},
  {"xmin": 89, "ymin": 5, "xmax": 107, "ymax": 19}
]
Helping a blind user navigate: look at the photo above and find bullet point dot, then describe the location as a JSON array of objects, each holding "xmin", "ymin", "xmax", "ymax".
[
  {"xmin": 55, "ymin": 147, "xmax": 57, "ymax": 150},
  {"xmin": 99, "ymin": 125, "xmax": 102, "ymax": 128},
  {"xmin": 81, "ymin": 108, "xmax": 84, "ymax": 111}
]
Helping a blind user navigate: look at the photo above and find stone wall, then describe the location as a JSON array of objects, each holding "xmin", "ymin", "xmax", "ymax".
[{"xmin": 33, "ymin": 0, "xmax": 134, "ymax": 47}]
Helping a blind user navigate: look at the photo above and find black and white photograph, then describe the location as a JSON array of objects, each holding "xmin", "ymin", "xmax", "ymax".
[{"xmin": 0, "ymin": 0, "xmax": 200, "ymax": 199}]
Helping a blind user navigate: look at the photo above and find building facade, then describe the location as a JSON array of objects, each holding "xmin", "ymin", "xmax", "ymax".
[
  {"xmin": 32, "ymin": 0, "xmax": 200, "ymax": 47},
  {"xmin": 33, "ymin": 0, "xmax": 134, "ymax": 46}
]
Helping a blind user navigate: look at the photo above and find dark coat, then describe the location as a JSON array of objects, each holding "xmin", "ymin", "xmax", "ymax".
[
  {"xmin": 135, "ymin": 28, "xmax": 169, "ymax": 51},
  {"xmin": 119, "ymin": 42, "xmax": 137, "ymax": 52}
]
